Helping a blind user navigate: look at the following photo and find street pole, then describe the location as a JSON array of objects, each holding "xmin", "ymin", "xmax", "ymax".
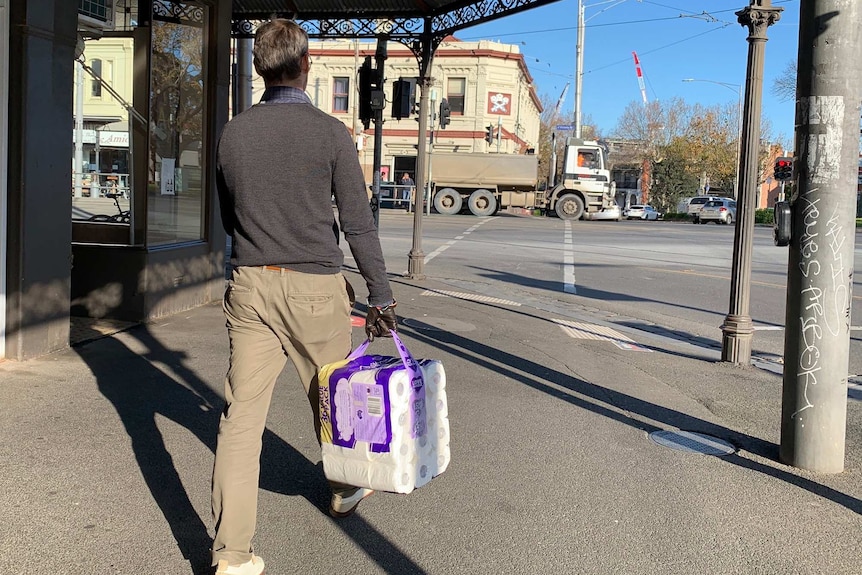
[
  {"xmin": 573, "ymin": 0, "xmax": 584, "ymax": 139},
  {"xmin": 779, "ymin": 0, "xmax": 862, "ymax": 474},
  {"xmin": 74, "ymin": 59, "xmax": 84, "ymax": 198},
  {"xmin": 371, "ymin": 36, "xmax": 387, "ymax": 228},
  {"xmin": 407, "ymin": 23, "xmax": 433, "ymax": 280},
  {"xmin": 733, "ymin": 84, "xmax": 742, "ymax": 199},
  {"xmin": 720, "ymin": 0, "xmax": 782, "ymax": 365},
  {"xmin": 426, "ymin": 89, "xmax": 437, "ymax": 217},
  {"xmin": 236, "ymin": 37, "xmax": 253, "ymax": 114}
]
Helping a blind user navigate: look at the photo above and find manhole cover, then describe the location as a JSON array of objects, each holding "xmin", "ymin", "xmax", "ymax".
[
  {"xmin": 648, "ymin": 430, "xmax": 736, "ymax": 456},
  {"xmin": 403, "ymin": 317, "xmax": 476, "ymax": 332}
]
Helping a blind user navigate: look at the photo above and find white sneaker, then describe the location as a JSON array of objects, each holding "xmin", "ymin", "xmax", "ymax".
[
  {"xmin": 329, "ymin": 487, "xmax": 374, "ymax": 518},
  {"xmin": 215, "ymin": 555, "xmax": 265, "ymax": 575}
]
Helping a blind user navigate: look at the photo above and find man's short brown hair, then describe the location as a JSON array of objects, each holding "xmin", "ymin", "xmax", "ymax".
[{"xmin": 253, "ymin": 18, "xmax": 308, "ymax": 84}]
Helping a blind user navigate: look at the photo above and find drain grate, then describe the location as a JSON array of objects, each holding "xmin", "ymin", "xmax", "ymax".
[{"xmin": 649, "ymin": 430, "xmax": 736, "ymax": 456}]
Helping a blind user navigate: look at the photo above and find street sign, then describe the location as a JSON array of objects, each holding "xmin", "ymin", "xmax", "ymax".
[{"xmin": 554, "ymin": 124, "xmax": 574, "ymax": 131}]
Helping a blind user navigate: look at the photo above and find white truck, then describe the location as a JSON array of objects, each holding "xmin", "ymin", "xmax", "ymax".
[
  {"xmin": 428, "ymin": 138, "xmax": 614, "ymax": 220},
  {"xmin": 542, "ymin": 138, "xmax": 616, "ymax": 220},
  {"xmin": 430, "ymin": 153, "xmax": 541, "ymax": 216}
]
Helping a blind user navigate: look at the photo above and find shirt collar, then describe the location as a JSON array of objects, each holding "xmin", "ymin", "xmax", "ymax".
[{"xmin": 259, "ymin": 86, "xmax": 313, "ymax": 105}]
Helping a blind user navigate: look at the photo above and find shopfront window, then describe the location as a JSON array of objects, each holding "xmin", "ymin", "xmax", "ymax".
[{"xmin": 148, "ymin": 0, "xmax": 207, "ymax": 246}]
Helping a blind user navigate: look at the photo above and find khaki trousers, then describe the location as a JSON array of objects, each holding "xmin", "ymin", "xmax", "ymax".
[{"xmin": 211, "ymin": 266, "xmax": 354, "ymax": 566}]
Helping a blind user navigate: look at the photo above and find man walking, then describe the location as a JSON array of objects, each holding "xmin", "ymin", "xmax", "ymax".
[{"xmin": 212, "ymin": 18, "xmax": 398, "ymax": 575}]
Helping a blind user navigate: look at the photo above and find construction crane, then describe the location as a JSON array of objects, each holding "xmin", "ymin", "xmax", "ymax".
[
  {"xmin": 632, "ymin": 52, "xmax": 648, "ymax": 106},
  {"xmin": 554, "ymin": 82, "xmax": 570, "ymax": 116}
]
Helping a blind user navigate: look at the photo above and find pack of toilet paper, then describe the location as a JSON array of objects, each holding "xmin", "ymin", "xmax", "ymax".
[{"xmin": 318, "ymin": 332, "xmax": 450, "ymax": 494}]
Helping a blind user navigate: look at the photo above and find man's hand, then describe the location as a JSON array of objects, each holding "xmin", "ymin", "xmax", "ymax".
[{"xmin": 365, "ymin": 302, "xmax": 397, "ymax": 341}]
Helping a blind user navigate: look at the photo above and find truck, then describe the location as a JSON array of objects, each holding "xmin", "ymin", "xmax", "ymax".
[
  {"xmin": 428, "ymin": 138, "xmax": 614, "ymax": 220},
  {"xmin": 430, "ymin": 152, "xmax": 541, "ymax": 216},
  {"xmin": 542, "ymin": 138, "xmax": 616, "ymax": 220}
]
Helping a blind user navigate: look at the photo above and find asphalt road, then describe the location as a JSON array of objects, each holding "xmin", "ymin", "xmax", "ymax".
[
  {"xmin": 2, "ymin": 209, "xmax": 860, "ymax": 574},
  {"xmin": 365, "ymin": 210, "xmax": 862, "ymax": 378}
]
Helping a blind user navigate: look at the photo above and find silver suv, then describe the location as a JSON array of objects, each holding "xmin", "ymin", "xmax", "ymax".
[
  {"xmin": 687, "ymin": 195, "xmax": 723, "ymax": 223},
  {"xmin": 698, "ymin": 198, "xmax": 737, "ymax": 225}
]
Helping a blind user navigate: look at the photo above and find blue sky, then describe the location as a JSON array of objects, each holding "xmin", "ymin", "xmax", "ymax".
[{"xmin": 459, "ymin": 0, "xmax": 799, "ymax": 144}]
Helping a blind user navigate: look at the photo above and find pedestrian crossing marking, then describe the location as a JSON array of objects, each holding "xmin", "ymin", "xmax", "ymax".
[
  {"xmin": 421, "ymin": 290, "xmax": 521, "ymax": 307},
  {"xmin": 553, "ymin": 319, "xmax": 653, "ymax": 352}
]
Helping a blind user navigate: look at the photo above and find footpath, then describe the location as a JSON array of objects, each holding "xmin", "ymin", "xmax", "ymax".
[{"xmin": 0, "ymin": 270, "xmax": 860, "ymax": 575}]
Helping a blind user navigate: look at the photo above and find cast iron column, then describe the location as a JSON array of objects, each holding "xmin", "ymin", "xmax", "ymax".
[
  {"xmin": 407, "ymin": 23, "xmax": 434, "ymax": 280},
  {"xmin": 721, "ymin": 0, "xmax": 782, "ymax": 365},
  {"xmin": 779, "ymin": 0, "xmax": 862, "ymax": 473}
]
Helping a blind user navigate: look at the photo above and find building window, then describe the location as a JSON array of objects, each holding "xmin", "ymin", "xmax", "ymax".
[
  {"xmin": 333, "ymin": 77, "xmax": 349, "ymax": 113},
  {"xmin": 447, "ymin": 77, "xmax": 465, "ymax": 115},
  {"xmin": 91, "ymin": 59, "xmax": 102, "ymax": 97}
]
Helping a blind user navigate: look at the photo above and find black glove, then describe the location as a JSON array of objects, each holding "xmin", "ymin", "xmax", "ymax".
[{"xmin": 365, "ymin": 302, "xmax": 397, "ymax": 341}]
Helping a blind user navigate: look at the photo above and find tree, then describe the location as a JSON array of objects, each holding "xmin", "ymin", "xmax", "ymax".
[
  {"xmin": 772, "ymin": 60, "xmax": 797, "ymax": 103},
  {"xmin": 650, "ymin": 137, "xmax": 700, "ymax": 213}
]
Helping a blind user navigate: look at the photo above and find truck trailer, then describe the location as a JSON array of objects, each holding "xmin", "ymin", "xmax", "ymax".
[
  {"xmin": 428, "ymin": 138, "xmax": 615, "ymax": 220},
  {"xmin": 430, "ymin": 153, "xmax": 540, "ymax": 216}
]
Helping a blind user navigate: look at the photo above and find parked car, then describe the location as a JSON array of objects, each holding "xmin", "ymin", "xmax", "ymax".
[
  {"xmin": 588, "ymin": 205, "xmax": 622, "ymax": 221},
  {"xmin": 687, "ymin": 195, "xmax": 724, "ymax": 223},
  {"xmin": 698, "ymin": 198, "xmax": 737, "ymax": 224},
  {"xmin": 625, "ymin": 205, "xmax": 660, "ymax": 220}
]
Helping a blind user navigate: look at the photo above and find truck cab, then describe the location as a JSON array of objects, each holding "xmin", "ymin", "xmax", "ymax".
[{"xmin": 545, "ymin": 139, "xmax": 615, "ymax": 220}]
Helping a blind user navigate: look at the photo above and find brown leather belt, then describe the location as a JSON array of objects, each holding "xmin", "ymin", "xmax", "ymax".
[{"xmin": 262, "ymin": 265, "xmax": 290, "ymax": 272}]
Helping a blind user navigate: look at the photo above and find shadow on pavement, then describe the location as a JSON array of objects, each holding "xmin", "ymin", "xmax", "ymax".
[
  {"xmin": 469, "ymin": 266, "xmax": 787, "ymax": 329},
  {"xmin": 74, "ymin": 322, "xmax": 427, "ymax": 574},
  {"xmin": 401, "ymin": 324, "xmax": 862, "ymax": 516}
]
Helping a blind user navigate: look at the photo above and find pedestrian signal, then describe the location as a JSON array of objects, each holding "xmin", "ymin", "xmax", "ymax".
[
  {"xmin": 485, "ymin": 125, "xmax": 494, "ymax": 144},
  {"xmin": 774, "ymin": 157, "xmax": 793, "ymax": 181}
]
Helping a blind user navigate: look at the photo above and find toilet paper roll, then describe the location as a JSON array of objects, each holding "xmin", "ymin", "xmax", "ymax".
[{"xmin": 423, "ymin": 363, "xmax": 446, "ymax": 393}]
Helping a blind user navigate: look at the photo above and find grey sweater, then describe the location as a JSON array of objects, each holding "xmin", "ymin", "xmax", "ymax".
[{"xmin": 216, "ymin": 100, "xmax": 393, "ymax": 306}]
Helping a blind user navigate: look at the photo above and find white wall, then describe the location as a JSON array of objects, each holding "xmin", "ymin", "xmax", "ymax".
[{"xmin": 0, "ymin": 0, "xmax": 9, "ymax": 359}]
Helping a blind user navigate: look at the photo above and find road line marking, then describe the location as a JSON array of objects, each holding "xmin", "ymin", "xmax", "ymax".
[
  {"xmin": 753, "ymin": 326, "xmax": 784, "ymax": 331},
  {"xmin": 563, "ymin": 221, "xmax": 577, "ymax": 294},
  {"xmin": 553, "ymin": 319, "xmax": 653, "ymax": 352},
  {"xmin": 424, "ymin": 218, "xmax": 494, "ymax": 264},
  {"xmin": 421, "ymin": 289, "xmax": 521, "ymax": 306}
]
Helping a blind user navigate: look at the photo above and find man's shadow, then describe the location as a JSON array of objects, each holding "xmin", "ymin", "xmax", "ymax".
[{"xmin": 74, "ymin": 323, "xmax": 328, "ymax": 574}]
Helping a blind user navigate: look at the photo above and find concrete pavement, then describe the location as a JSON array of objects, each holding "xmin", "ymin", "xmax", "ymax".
[{"xmin": 1, "ymin": 271, "xmax": 860, "ymax": 574}]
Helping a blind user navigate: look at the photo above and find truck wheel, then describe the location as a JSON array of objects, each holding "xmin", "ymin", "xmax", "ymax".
[
  {"xmin": 554, "ymin": 194, "xmax": 585, "ymax": 220},
  {"xmin": 468, "ymin": 189, "xmax": 497, "ymax": 216},
  {"xmin": 434, "ymin": 188, "xmax": 462, "ymax": 215}
]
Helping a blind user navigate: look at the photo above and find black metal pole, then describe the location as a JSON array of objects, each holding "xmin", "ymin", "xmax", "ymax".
[{"xmin": 370, "ymin": 36, "xmax": 387, "ymax": 228}]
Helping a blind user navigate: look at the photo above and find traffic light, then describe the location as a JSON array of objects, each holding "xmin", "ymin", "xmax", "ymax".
[
  {"xmin": 485, "ymin": 125, "xmax": 494, "ymax": 144},
  {"xmin": 358, "ymin": 57, "xmax": 373, "ymax": 129},
  {"xmin": 391, "ymin": 78, "xmax": 413, "ymax": 119},
  {"xmin": 439, "ymin": 98, "xmax": 451, "ymax": 128},
  {"xmin": 774, "ymin": 156, "xmax": 793, "ymax": 181}
]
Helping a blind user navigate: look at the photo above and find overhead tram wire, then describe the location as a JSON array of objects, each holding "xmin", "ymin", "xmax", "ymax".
[
  {"xmin": 460, "ymin": 0, "xmax": 796, "ymax": 40},
  {"xmin": 584, "ymin": 24, "xmax": 731, "ymax": 75}
]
